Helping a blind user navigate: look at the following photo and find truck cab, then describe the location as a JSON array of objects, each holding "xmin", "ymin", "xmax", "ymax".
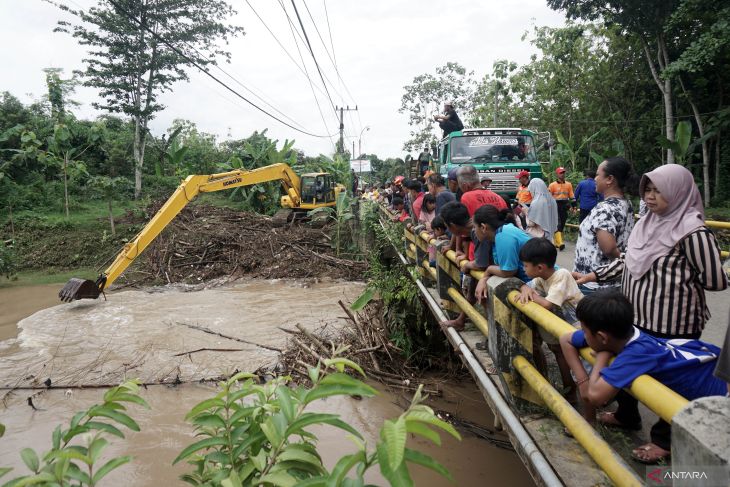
[{"xmin": 437, "ymin": 128, "xmax": 545, "ymax": 197}]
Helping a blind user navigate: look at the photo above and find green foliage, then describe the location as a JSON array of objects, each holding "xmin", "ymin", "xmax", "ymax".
[
  {"xmin": 0, "ymin": 380, "xmax": 149, "ymax": 486},
  {"xmin": 399, "ymin": 62, "xmax": 476, "ymax": 151},
  {"xmin": 177, "ymin": 362, "xmax": 457, "ymax": 486},
  {"xmin": 0, "ymin": 241, "xmax": 17, "ymax": 279},
  {"xmin": 658, "ymin": 120, "xmax": 715, "ymax": 166},
  {"xmin": 308, "ymin": 192, "xmax": 355, "ymax": 257},
  {"xmin": 553, "ymin": 129, "xmax": 602, "ymax": 172}
]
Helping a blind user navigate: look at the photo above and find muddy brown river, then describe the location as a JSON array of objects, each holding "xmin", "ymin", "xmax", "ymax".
[{"xmin": 0, "ymin": 279, "xmax": 534, "ymax": 486}]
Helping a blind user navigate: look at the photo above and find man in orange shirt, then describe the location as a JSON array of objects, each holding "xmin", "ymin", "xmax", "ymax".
[
  {"xmin": 515, "ymin": 170, "xmax": 533, "ymax": 206},
  {"xmin": 548, "ymin": 167, "xmax": 574, "ymax": 250}
]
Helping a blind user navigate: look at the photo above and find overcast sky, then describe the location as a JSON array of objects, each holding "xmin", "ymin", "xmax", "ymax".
[{"xmin": 0, "ymin": 0, "xmax": 566, "ymax": 159}]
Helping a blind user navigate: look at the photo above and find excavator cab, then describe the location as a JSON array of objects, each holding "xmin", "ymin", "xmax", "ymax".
[{"xmin": 300, "ymin": 174, "xmax": 335, "ymax": 204}]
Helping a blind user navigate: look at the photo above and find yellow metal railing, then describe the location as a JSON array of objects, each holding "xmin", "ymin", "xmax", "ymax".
[
  {"xmin": 383, "ymin": 207, "xmax": 692, "ymax": 424},
  {"xmin": 513, "ymin": 356, "xmax": 642, "ymax": 487},
  {"xmin": 507, "ymin": 290, "xmax": 689, "ymax": 423}
]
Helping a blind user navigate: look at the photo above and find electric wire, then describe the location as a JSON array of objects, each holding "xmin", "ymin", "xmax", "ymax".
[
  {"xmin": 277, "ymin": 0, "xmax": 336, "ymax": 150},
  {"xmin": 306, "ymin": 0, "xmax": 359, "ymax": 119},
  {"xmin": 100, "ymin": 0, "xmax": 335, "ymax": 138},
  {"xmin": 289, "ymin": 0, "xmax": 338, "ymax": 117}
]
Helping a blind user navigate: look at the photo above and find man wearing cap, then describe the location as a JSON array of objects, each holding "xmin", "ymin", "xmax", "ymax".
[
  {"xmin": 548, "ymin": 167, "xmax": 575, "ymax": 250},
  {"xmin": 480, "ymin": 175, "xmax": 493, "ymax": 189},
  {"xmin": 433, "ymin": 101, "xmax": 464, "ymax": 138},
  {"xmin": 515, "ymin": 170, "xmax": 532, "ymax": 206}
]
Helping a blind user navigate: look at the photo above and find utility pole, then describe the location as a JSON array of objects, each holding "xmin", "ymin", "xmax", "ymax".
[{"xmin": 336, "ymin": 105, "xmax": 358, "ymax": 156}]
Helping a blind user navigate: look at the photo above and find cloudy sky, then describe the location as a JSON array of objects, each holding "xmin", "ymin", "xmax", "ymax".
[{"xmin": 0, "ymin": 0, "xmax": 566, "ymax": 159}]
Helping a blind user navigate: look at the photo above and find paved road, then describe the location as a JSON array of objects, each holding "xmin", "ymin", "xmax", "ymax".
[{"xmin": 556, "ymin": 240, "xmax": 729, "ymax": 346}]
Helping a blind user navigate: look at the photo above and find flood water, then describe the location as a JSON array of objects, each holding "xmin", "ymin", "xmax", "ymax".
[{"xmin": 0, "ymin": 280, "xmax": 534, "ymax": 486}]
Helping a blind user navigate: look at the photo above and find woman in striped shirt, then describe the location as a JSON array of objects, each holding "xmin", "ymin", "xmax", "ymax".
[{"xmin": 574, "ymin": 164, "xmax": 728, "ymax": 463}]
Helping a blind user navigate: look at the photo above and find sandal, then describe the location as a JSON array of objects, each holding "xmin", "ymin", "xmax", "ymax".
[
  {"xmin": 631, "ymin": 443, "xmax": 671, "ymax": 464},
  {"xmin": 598, "ymin": 411, "xmax": 642, "ymax": 431}
]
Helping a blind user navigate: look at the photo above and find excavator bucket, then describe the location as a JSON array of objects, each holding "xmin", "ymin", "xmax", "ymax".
[{"xmin": 58, "ymin": 276, "xmax": 105, "ymax": 302}]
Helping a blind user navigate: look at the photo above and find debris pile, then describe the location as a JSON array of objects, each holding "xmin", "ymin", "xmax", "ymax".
[
  {"xmin": 273, "ymin": 299, "xmax": 445, "ymax": 396},
  {"xmin": 125, "ymin": 204, "xmax": 366, "ymax": 286}
]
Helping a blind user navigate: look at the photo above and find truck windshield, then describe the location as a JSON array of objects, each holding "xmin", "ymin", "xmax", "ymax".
[{"xmin": 450, "ymin": 135, "xmax": 537, "ymax": 163}]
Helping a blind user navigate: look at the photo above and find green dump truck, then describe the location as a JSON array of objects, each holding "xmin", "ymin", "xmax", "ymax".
[{"xmin": 437, "ymin": 128, "xmax": 546, "ymax": 197}]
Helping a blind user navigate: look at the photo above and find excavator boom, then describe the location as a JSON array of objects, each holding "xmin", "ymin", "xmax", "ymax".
[{"xmin": 59, "ymin": 163, "xmax": 306, "ymax": 301}]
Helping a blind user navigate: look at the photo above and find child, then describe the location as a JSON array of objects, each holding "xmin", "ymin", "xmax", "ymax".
[
  {"xmin": 560, "ymin": 290, "xmax": 726, "ymax": 463},
  {"xmin": 428, "ymin": 216, "xmax": 448, "ymax": 268},
  {"xmin": 516, "ymin": 237, "xmax": 583, "ymax": 401},
  {"xmin": 439, "ymin": 202, "xmax": 491, "ymax": 330},
  {"xmin": 391, "ymin": 196, "xmax": 408, "ymax": 223},
  {"xmin": 419, "ymin": 193, "xmax": 437, "ymax": 230}
]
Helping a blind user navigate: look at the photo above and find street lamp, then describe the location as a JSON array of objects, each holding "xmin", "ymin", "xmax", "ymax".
[{"xmin": 358, "ymin": 126, "xmax": 370, "ymax": 159}]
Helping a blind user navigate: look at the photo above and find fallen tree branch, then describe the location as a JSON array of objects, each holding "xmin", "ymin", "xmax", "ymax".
[
  {"xmin": 172, "ymin": 348, "xmax": 244, "ymax": 357},
  {"xmin": 172, "ymin": 322, "xmax": 282, "ymax": 352}
]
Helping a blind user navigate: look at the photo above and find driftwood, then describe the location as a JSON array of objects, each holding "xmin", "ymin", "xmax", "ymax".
[{"xmin": 172, "ymin": 322, "xmax": 282, "ymax": 352}]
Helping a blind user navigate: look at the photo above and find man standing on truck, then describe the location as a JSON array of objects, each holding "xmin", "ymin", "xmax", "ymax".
[
  {"xmin": 433, "ymin": 101, "xmax": 464, "ymax": 138},
  {"xmin": 548, "ymin": 167, "xmax": 575, "ymax": 251}
]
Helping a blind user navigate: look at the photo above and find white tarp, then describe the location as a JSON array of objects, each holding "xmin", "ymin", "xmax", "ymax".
[{"xmin": 350, "ymin": 159, "xmax": 371, "ymax": 172}]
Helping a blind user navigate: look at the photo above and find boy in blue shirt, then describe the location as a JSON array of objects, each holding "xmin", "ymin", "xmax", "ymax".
[{"xmin": 560, "ymin": 290, "xmax": 725, "ymax": 463}]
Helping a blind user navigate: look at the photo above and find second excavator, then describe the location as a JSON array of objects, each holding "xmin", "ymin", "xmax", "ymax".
[{"xmin": 59, "ymin": 163, "xmax": 344, "ymax": 302}]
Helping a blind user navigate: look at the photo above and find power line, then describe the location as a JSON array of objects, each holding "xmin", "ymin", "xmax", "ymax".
[
  {"xmin": 100, "ymin": 0, "xmax": 334, "ymax": 138},
  {"xmin": 289, "ymin": 0, "xmax": 338, "ymax": 117},
  {"xmin": 305, "ymin": 0, "xmax": 359, "ymax": 116},
  {"xmin": 277, "ymin": 0, "xmax": 336, "ymax": 150}
]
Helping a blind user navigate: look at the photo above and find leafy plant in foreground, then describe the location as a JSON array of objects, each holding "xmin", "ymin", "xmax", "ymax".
[
  {"xmin": 0, "ymin": 380, "xmax": 149, "ymax": 486},
  {"xmin": 176, "ymin": 359, "xmax": 460, "ymax": 486}
]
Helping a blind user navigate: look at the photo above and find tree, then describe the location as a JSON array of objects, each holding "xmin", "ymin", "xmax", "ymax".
[
  {"xmin": 546, "ymin": 0, "xmax": 682, "ymax": 164},
  {"xmin": 399, "ymin": 62, "xmax": 475, "ymax": 151},
  {"xmin": 52, "ymin": 0, "xmax": 243, "ymax": 199},
  {"xmin": 470, "ymin": 60, "xmax": 517, "ymax": 127}
]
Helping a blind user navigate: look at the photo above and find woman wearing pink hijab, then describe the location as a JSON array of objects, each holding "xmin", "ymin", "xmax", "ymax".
[{"xmin": 574, "ymin": 164, "xmax": 728, "ymax": 463}]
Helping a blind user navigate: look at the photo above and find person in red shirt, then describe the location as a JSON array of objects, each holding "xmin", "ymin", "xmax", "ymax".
[{"xmin": 458, "ymin": 165, "xmax": 508, "ymax": 215}]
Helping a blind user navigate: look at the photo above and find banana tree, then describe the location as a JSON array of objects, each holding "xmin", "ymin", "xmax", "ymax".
[
  {"xmin": 554, "ymin": 129, "xmax": 603, "ymax": 172},
  {"xmin": 658, "ymin": 120, "xmax": 714, "ymax": 166},
  {"xmin": 307, "ymin": 191, "xmax": 354, "ymax": 257}
]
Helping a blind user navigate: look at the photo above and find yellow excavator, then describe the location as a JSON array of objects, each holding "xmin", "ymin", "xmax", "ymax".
[{"xmin": 59, "ymin": 163, "xmax": 344, "ymax": 301}]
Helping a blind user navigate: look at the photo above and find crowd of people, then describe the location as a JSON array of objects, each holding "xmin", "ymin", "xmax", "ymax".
[{"xmin": 368, "ymin": 159, "xmax": 729, "ymax": 465}]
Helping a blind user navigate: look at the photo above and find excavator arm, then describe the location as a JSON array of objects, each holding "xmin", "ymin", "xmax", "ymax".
[{"xmin": 59, "ymin": 163, "xmax": 302, "ymax": 301}]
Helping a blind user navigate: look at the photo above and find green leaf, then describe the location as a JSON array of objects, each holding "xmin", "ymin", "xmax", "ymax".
[
  {"xmin": 350, "ymin": 288, "xmax": 375, "ymax": 312},
  {"xmin": 232, "ymin": 431, "xmax": 265, "ymax": 458},
  {"xmin": 326, "ymin": 451, "xmax": 366, "ymax": 487},
  {"xmin": 52, "ymin": 425, "xmax": 61, "ymax": 450},
  {"xmin": 88, "ymin": 437, "xmax": 109, "ymax": 463},
  {"xmin": 403, "ymin": 448, "xmax": 453, "ymax": 481},
  {"xmin": 20, "ymin": 448, "xmax": 39, "ymax": 473},
  {"xmin": 405, "ymin": 411, "xmax": 460, "ymax": 440},
  {"xmin": 382, "ymin": 417, "xmax": 407, "ymax": 471},
  {"xmin": 45, "ymin": 448, "xmax": 91, "ymax": 465},
  {"xmin": 185, "ymin": 397, "xmax": 226, "ymax": 420},
  {"xmin": 405, "ymin": 421, "xmax": 441, "ymax": 445},
  {"xmin": 307, "ymin": 365, "xmax": 320, "ymax": 384},
  {"xmin": 277, "ymin": 448, "xmax": 325, "ymax": 471},
  {"xmin": 261, "ymin": 417, "xmax": 282, "ymax": 446},
  {"xmin": 251, "ymin": 449, "xmax": 267, "ymax": 472},
  {"xmin": 85, "ymin": 421, "xmax": 125, "ymax": 439},
  {"xmin": 109, "ymin": 392, "xmax": 150, "ymax": 409},
  {"xmin": 65, "ymin": 462, "xmax": 92, "ymax": 484},
  {"xmin": 376, "ymin": 442, "xmax": 413, "ymax": 487},
  {"xmin": 257, "ymin": 470, "xmax": 297, "ymax": 487},
  {"xmin": 173, "ymin": 437, "xmax": 228, "ymax": 465},
  {"xmin": 88, "ymin": 406, "xmax": 140, "ymax": 431},
  {"xmin": 304, "ymin": 383, "xmax": 377, "ymax": 405},
  {"xmin": 221, "ymin": 469, "xmax": 242, "ymax": 487},
  {"xmin": 92, "ymin": 455, "xmax": 132, "ymax": 484},
  {"xmin": 192, "ymin": 414, "xmax": 226, "ymax": 430},
  {"xmin": 322, "ymin": 360, "xmax": 367, "ymax": 378},
  {"xmin": 286, "ymin": 413, "xmax": 362, "ymax": 440},
  {"xmin": 276, "ymin": 386, "xmax": 295, "ymax": 422},
  {"xmin": 676, "ymin": 120, "xmax": 692, "ymax": 155},
  {"xmin": 70, "ymin": 411, "xmax": 86, "ymax": 430},
  {"xmin": 227, "ymin": 372, "xmax": 258, "ymax": 385},
  {"xmin": 0, "ymin": 467, "xmax": 11, "ymax": 478}
]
